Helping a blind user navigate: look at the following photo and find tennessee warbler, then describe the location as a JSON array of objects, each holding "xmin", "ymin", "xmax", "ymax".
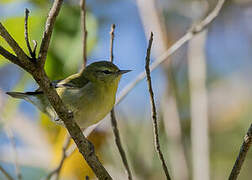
[{"xmin": 7, "ymin": 61, "xmax": 130, "ymax": 130}]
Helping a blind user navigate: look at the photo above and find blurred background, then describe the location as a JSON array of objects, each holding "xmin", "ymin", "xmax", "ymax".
[{"xmin": 0, "ymin": 0, "xmax": 252, "ymax": 179}]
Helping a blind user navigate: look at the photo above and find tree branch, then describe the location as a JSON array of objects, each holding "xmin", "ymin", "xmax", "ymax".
[
  {"xmin": 110, "ymin": 110, "xmax": 132, "ymax": 180},
  {"xmin": 116, "ymin": 0, "xmax": 226, "ymax": 105},
  {"xmin": 0, "ymin": 46, "xmax": 21, "ymax": 66},
  {"xmin": 110, "ymin": 24, "xmax": 115, "ymax": 63},
  {"xmin": 80, "ymin": 0, "xmax": 88, "ymax": 67},
  {"xmin": 0, "ymin": 23, "xmax": 32, "ymax": 71},
  {"xmin": 38, "ymin": 0, "xmax": 63, "ymax": 67},
  {"xmin": 109, "ymin": 24, "xmax": 133, "ymax": 180},
  {"xmin": 24, "ymin": 8, "xmax": 35, "ymax": 60},
  {"xmin": 0, "ymin": 165, "xmax": 14, "ymax": 180},
  {"xmin": 229, "ymin": 123, "xmax": 252, "ymax": 180},
  {"xmin": 145, "ymin": 32, "xmax": 171, "ymax": 180}
]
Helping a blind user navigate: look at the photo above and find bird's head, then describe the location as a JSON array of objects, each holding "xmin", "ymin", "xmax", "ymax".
[{"xmin": 82, "ymin": 61, "xmax": 131, "ymax": 85}]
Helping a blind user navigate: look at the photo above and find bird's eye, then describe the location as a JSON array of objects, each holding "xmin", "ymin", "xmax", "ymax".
[{"xmin": 102, "ymin": 70, "xmax": 112, "ymax": 74}]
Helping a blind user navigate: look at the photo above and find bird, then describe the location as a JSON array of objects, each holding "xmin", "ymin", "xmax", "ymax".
[{"xmin": 6, "ymin": 61, "xmax": 130, "ymax": 130}]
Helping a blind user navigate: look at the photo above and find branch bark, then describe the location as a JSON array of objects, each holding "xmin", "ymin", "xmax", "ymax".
[
  {"xmin": 80, "ymin": 0, "xmax": 88, "ymax": 67},
  {"xmin": 0, "ymin": 46, "xmax": 21, "ymax": 66},
  {"xmin": 229, "ymin": 123, "xmax": 252, "ymax": 180},
  {"xmin": 145, "ymin": 32, "xmax": 171, "ymax": 180},
  {"xmin": 109, "ymin": 24, "xmax": 133, "ymax": 180},
  {"xmin": 0, "ymin": 165, "xmax": 14, "ymax": 180},
  {"xmin": 24, "ymin": 8, "xmax": 35, "ymax": 60},
  {"xmin": 37, "ymin": 0, "xmax": 63, "ymax": 67},
  {"xmin": 5, "ymin": 128, "xmax": 22, "ymax": 180}
]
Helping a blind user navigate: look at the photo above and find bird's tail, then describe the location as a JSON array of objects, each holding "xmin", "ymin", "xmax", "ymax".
[{"xmin": 6, "ymin": 92, "xmax": 28, "ymax": 99}]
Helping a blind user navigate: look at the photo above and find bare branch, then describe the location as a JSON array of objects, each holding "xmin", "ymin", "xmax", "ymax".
[
  {"xmin": 6, "ymin": 128, "xmax": 22, "ymax": 180},
  {"xmin": 109, "ymin": 24, "xmax": 133, "ymax": 180},
  {"xmin": 192, "ymin": 0, "xmax": 226, "ymax": 34},
  {"xmin": 44, "ymin": 135, "xmax": 71, "ymax": 180},
  {"xmin": 116, "ymin": 0, "xmax": 226, "ymax": 105},
  {"xmin": 80, "ymin": 0, "xmax": 88, "ymax": 67},
  {"xmin": 229, "ymin": 123, "xmax": 252, "ymax": 180},
  {"xmin": 0, "ymin": 46, "xmax": 21, "ymax": 66},
  {"xmin": 38, "ymin": 0, "xmax": 63, "ymax": 67},
  {"xmin": 110, "ymin": 24, "xmax": 115, "ymax": 63},
  {"xmin": 110, "ymin": 110, "xmax": 132, "ymax": 180},
  {"xmin": 24, "ymin": 8, "xmax": 35, "ymax": 60},
  {"xmin": 0, "ymin": 23, "xmax": 31, "ymax": 68},
  {"xmin": 0, "ymin": 165, "xmax": 14, "ymax": 180},
  {"xmin": 145, "ymin": 32, "xmax": 171, "ymax": 180}
]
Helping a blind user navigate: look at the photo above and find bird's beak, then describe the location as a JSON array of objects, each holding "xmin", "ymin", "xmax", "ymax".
[{"xmin": 117, "ymin": 70, "xmax": 131, "ymax": 74}]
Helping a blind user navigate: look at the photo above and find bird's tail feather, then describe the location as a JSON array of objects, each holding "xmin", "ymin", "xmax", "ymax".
[{"xmin": 6, "ymin": 92, "xmax": 27, "ymax": 99}]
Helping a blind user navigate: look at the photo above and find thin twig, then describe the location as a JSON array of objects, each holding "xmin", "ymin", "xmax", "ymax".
[
  {"xmin": 116, "ymin": 0, "xmax": 226, "ymax": 105},
  {"xmin": 0, "ymin": 165, "xmax": 14, "ymax": 180},
  {"xmin": 145, "ymin": 32, "xmax": 171, "ymax": 180},
  {"xmin": 24, "ymin": 8, "xmax": 35, "ymax": 60},
  {"xmin": 109, "ymin": 24, "xmax": 133, "ymax": 180},
  {"xmin": 5, "ymin": 128, "xmax": 22, "ymax": 180},
  {"xmin": 229, "ymin": 123, "xmax": 252, "ymax": 180},
  {"xmin": 110, "ymin": 24, "xmax": 115, "ymax": 63},
  {"xmin": 38, "ymin": 0, "xmax": 64, "ymax": 67},
  {"xmin": 110, "ymin": 110, "xmax": 132, "ymax": 180},
  {"xmin": 44, "ymin": 135, "xmax": 71, "ymax": 180},
  {"xmin": 80, "ymin": 0, "xmax": 88, "ymax": 67}
]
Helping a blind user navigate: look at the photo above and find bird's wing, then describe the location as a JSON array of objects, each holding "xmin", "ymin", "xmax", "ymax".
[
  {"xmin": 34, "ymin": 73, "xmax": 89, "ymax": 93},
  {"xmin": 54, "ymin": 73, "xmax": 89, "ymax": 89}
]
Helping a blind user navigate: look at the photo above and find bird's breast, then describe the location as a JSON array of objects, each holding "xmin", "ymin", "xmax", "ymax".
[{"xmin": 60, "ymin": 83, "xmax": 116, "ymax": 129}]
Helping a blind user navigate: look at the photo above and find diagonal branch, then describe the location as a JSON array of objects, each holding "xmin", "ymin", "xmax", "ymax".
[
  {"xmin": 0, "ymin": 23, "xmax": 31, "ymax": 68},
  {"xmin": 116, "ymin": 0, "xmax": 226, "ymax": 105},
  {"xmin": 229, "ymin": 123, "xmax": 252, "ymax": 180},
  {"xmin": 0, "ymin": 165, "xmax": 14, "ymax": 180},
  {"xmin": 110, "ymin": 110, "xmax": 132, "ymax": 180},
  {"xmin": 0, "ymin": 46, "xmax": 21, "ymax": 66},
  {"xmin": 110, "ymin": 24, "xmax": 115, "ymax": 63},
  {"xmin": 145, "ymin": 32, "xmax": 171, "ymax": 180},
  {"xmin": 38, "ymin": 0, "xmax": 63, "ymax": 67},
  {"xmin": 109, "ymin": 24, "xmax": 133, "ymax": 180},
  {"xmin": 80, "ymin": 0, "xmax": 88, "ymax": 67}
]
